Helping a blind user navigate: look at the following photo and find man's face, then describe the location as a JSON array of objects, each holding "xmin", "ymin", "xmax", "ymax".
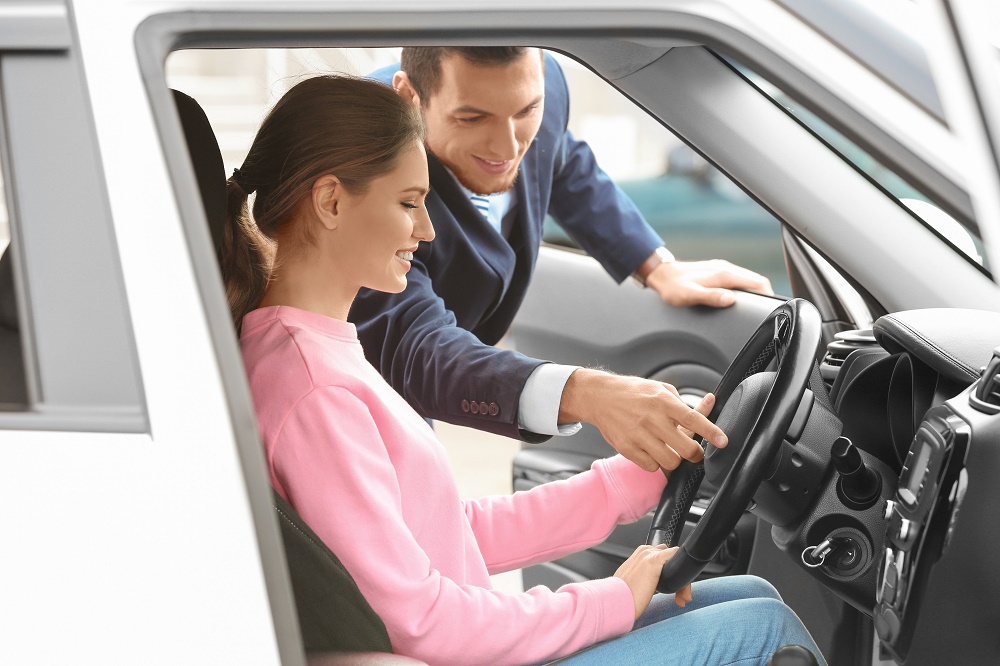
[{"xmin": 418, "ymin": 50, "xmax": 545, "ymax": 196}]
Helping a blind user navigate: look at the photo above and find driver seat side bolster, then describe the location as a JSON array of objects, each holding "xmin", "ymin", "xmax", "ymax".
[{"xmin": 272, "ymin": 490, "xmax": 395, "ymax": 655}]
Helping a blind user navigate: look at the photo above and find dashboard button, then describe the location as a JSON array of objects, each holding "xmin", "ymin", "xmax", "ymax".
[
  {"xmin": 875, "ymin": 607, "xmax": 902, "ymax": 642},
  {"xmin": 897, "ymin": 517, "xmax": 913, "ymax": 544},
  {"xmin": 877, "ymin": 547, "xmax": 894, "ymax": 604}
]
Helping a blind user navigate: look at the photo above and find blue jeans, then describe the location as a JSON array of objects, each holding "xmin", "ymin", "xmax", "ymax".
[{"xmin": 549, "ymin": 575, "xmax": 826, "ymax": 666}]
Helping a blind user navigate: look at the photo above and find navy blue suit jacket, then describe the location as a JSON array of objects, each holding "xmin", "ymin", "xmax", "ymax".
[{"xmin": 350, "ymin": 55, "xmax": 661, "ymax": 440}]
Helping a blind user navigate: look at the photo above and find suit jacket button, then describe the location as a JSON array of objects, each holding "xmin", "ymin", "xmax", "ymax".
[
  {"xmin": 461, "ymin": 399, "xmax": 470, "ymax": 413},
  {"xmin": 479, "ymin": 401, "xmax": 488, "ymax": 415},
  {"xmin": 470, "ymin": 401, "xmax": 480, "ymax": 414},
  {"xmin": 489, "ymin": 402, "xmax": 499, "ymax": 417}
]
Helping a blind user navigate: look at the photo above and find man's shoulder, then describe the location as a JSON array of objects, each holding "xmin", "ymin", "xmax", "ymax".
[
  {"xmin": 366, "ymin": 62, "xmax": 398, "ymax": 87},
  {"xmin": 542, "ymin": 52, "xmax": 569, "ymax": 101}
]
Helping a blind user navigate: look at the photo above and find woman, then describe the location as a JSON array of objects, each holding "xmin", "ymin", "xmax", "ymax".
[{"xmin": 225, "ymin": 74, "xmax": 824, "ymax": 666}]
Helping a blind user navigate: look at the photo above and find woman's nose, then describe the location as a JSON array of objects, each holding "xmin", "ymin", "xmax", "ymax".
[{"xmin": 415, "ymin": 206, "xmax": 435, "ymax": 243}]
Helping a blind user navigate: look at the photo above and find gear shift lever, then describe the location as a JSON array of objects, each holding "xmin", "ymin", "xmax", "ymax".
[{"xmin": 831, "ymin": 436, "xmax": 881, "ymax": 509}]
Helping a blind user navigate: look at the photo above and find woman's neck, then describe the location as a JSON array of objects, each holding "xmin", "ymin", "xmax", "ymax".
[{"xmin": 258, "ymin": 248, "xmax": 357, "ymax": 321}]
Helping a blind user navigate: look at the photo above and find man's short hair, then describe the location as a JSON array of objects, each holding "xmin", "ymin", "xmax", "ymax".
[{"xmin": 400, "ymin": 47, "xmax": 538, "ymax": 101}]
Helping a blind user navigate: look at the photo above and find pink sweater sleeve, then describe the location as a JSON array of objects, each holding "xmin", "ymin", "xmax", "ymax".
[
  {"xmin": 464, "ymin": 455, "xmax": 667, "ymax": 574},
  {"xmin": 271, "ymin": 387, "xmax": 635, "ymax": 666}
]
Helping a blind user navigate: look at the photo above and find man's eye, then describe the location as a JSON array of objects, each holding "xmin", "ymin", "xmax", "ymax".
[{"xmin": 456, "ymin": 116, "xmax": 482, "ymax": 124}]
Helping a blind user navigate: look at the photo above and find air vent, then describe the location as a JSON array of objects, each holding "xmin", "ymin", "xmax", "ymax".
[
  {"xmin": 820, "ymin": 329, "xmax": 877, "ymax": 387},
  {"xmin": 970, "ymin": 347, "xmax": 1000, "ymax": 415}
]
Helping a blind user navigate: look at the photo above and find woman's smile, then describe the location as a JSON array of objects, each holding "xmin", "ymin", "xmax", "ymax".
[{"xmin": 395, "ymin": 248, "xmax": 417, "ymax": 269}]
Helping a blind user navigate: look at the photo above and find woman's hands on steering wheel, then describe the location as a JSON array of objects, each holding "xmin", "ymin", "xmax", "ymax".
[{"xmin": 614, "ymin": 545, "xmax": 693, "ymax": 620}]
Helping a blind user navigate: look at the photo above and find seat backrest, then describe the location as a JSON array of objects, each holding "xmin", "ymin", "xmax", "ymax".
[
  {"xmin": 272, "ymin": 490, "xmax": 394, "ymax": 654},
  {"xmin": 171, "ymin": 89, "xmax": 227, "ymax": 252},
  {"xmin": 170, "ymin": 89, "xmax": 394, "ymax": 655}
]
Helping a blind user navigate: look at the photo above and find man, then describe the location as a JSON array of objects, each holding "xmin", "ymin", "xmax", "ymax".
[{"xmin": 351, "ymin": 46, "xmax": 773, "ymax": 471}]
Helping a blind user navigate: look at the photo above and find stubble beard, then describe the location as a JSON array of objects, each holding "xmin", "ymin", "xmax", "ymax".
[{"xmin": 425, "ymin": 140, "xmax": 520, "ymax": 197}]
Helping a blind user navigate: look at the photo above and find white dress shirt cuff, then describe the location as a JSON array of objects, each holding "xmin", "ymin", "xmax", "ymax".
[{"xmin": 518, "ymin": 363, "xmax": 583, "ymax": 436}]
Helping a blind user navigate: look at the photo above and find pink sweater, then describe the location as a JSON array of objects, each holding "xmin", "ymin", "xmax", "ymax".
[{"xmin": 240, "ymin": 306, "xmax": 668, "ymax": 665}]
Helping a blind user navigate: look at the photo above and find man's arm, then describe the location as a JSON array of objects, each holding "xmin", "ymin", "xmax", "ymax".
[
  {"xmin": 350, "ymin": 259, "xmax": 549, "ymax": 441},
  {"xmin": 543, "ymin": 56, "xmax": 773, "ymax": 304}
]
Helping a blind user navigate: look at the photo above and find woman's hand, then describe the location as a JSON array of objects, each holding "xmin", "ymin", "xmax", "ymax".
[{"xmin": 614, "ymin": 544, "xmax": 693, "ymax": 621}]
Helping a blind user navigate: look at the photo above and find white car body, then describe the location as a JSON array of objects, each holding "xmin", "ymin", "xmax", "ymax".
[{"xmin": 1, "ymin": 0, "xmax": 998, "ymax": 664}]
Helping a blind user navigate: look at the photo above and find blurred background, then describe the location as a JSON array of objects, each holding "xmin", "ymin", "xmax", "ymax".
[{"xmin": 166, "ymin": 47, "xmax": 790, "ymax": 294}]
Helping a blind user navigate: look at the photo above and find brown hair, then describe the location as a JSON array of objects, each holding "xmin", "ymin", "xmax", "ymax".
[
  {"xmin": 223, "ymin": 75, "xmax": 424, "ymax": 327},
  {"xmin": 400, "ymin": 47, "xmax": 537, "ymax": 101}
]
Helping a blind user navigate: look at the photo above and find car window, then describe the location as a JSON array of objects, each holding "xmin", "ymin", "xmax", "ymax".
[
  {"xmin": 167, "ymin": 48, "xmax": 795, "ymax": 297},
  {"xmin": 0, "ymin": 48, "xmax": 145, "ymax": 428},
  {"xmin": 542, "ymin": 54, "xmax": 791, "ymax": 297}
]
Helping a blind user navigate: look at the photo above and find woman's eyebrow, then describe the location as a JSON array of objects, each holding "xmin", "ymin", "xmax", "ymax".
[{"xmin": 400, "ymin": 186, "xmax": 430, "ymax": 196}]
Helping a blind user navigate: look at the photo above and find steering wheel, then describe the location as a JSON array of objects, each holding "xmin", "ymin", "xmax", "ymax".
[{"xmin": 646, "ymin": 298, "xmax": 822, "ymax": 592}]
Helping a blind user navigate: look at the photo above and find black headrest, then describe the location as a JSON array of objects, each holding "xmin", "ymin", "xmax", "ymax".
[
  {"xmin": 171, "ymin": 89, "xmax": 227, "ymax": 254},
  {"xmin": 0, "ymin": 246, "xmax": 17, "ymax": 331}
]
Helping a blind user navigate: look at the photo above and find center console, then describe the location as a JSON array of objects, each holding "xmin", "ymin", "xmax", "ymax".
[{"xmin": 875, "ymin": 407, "xmax": 970, "ymax": 662}]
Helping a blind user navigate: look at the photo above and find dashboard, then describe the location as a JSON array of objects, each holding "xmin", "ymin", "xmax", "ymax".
[{"xmin": 818, "ymin": 309, "xmax": 1000, "ymax": 663}]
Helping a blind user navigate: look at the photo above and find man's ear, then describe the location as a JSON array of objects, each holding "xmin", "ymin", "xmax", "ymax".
[
  {"xmin": 392, "ymin": 71, "xmax": 421, "ymax": 108},
  {"xmin": 311, "ymin": 174, "xmax": 342, "ymax": 231}
]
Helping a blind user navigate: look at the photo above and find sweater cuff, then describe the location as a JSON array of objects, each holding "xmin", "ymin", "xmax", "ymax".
[
  {"xmin": 573, "ymin": 576, "xmax": 636, "ymax": 643},
  {"xmin": 594, "ymin": 455, "xmax": 668, "ymax": 522}
]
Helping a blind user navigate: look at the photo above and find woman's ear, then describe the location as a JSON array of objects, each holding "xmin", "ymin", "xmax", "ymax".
[
  {"xmin": 311, "ymin": 175, "xmax": 342, "ymax": 230},
  {"xmin": 392, "ymin": 71, "xmax": 421, "ymax": 108}
]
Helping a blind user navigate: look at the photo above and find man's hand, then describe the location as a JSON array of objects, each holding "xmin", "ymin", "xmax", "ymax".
[
  {"xmin": 559, "ymin": 369, "xmax": 727, "ymax": 472},
  {"xmin": 645, "ymin": 259, "xmax": 774, "ymax": 308}
]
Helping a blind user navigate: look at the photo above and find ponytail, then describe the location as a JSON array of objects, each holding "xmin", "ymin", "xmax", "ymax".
[{"xmin": 221, "ymin": 177, "xmax": 272, "ymax": 330}]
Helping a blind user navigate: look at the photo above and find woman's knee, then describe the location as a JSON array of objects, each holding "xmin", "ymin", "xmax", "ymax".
[
  {"xmin": 694, "ymin": 574, "xmax": 781, "ymax": 603},
  {"xmin": 725, "ymin": 574, "xmax": 782, "ymax": 602}
]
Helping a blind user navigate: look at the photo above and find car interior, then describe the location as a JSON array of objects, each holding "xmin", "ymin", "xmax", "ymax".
[
  {"xmin": 156, "ymin": 35, "xmax": 1000, "ymax": 664},
  {"xmin": 162, "ymin": 74, "xmax": 838, "ymax": 666},
  {"xmin": 3, "ymin": 8, "xmax": 998, "ymax": 662}
]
